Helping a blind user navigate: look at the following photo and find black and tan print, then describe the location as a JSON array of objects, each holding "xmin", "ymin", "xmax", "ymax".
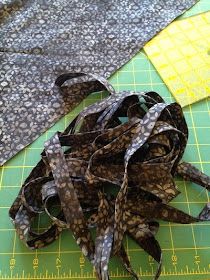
[
  {"xmin": 0, "ymin": 0, "xmax": 197, "ymax": 165},
  {"xmin": 9, "ymin": 73, "xmax": 210, "ymax": 280}
]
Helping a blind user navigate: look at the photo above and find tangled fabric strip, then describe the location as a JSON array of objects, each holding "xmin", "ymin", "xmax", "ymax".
[{"xmin": 9, "ymin": 73, "xmax": 210, "ymax": 280}]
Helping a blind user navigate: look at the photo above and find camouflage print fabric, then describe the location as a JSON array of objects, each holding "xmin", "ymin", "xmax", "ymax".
[
  {"xmin": 10, "ymin": 73, "xmax": 210, "ymax": 280},
  {"xmin": 0, "ymin": 0, "xmax": 197, "ymax": 165}
]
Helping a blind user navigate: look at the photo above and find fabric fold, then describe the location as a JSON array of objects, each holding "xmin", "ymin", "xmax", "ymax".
[{"xmin": 0, "ymin": 0, "xmax": 197, "ymax": 165}]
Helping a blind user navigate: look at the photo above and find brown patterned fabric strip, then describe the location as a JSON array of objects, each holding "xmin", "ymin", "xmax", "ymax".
[{"xmin": 9, "ymin": 73, "xmax": 210, "ymax": 280}]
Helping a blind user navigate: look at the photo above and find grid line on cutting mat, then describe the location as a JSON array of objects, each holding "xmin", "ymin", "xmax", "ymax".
[
  {"xmin": 0, "ymin": 0, "xmax": 210, "ymax": 279},
  {"xmin": 144, "ymin": 11, "xmax": 210, "ymax": 107}
]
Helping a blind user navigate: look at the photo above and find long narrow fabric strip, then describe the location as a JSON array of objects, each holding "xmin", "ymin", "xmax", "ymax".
[
  {"xmin": 10, "ymin": 73, "xmax": 210, "ymax": 280},
  {"xmin": 0, "ymin": 0, "xmax": 198, "ymax": 165}
]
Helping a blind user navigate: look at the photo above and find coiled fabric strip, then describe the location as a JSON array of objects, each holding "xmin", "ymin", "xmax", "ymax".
[{"xmin": 10, "ymin": 73, "xmax": 210, "ymax": 280}]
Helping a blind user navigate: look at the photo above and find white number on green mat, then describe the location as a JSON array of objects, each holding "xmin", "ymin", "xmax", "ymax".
[
  {"xmin": 33, "ymin": 258, "xmax": 39, "ymax": 269},
  {"xmin": 80, "ymin": 255, "xmax": 85, "ymax": 269},
  {"xmin": 171, "ymin": 254, "xmax": 177, "ymax": 265},
  {"xmin": 10, "ymin": 258, "xmax": 16, "ymax": 270},
  {"xmin": 148, "ymin": 255, "xmax": 154, "ymax": 265},
  {"xmin": 56, "ymin": 257, "xmax": 61, "ymax": 269},
  {"xmin": 194, "ymin": 255, "xmax": 200, "ymax": 265}
]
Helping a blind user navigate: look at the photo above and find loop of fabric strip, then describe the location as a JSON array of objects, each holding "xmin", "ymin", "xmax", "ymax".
[{"xmin": 10, "ymin": 73, "xmax": 210, "ymax": 280}]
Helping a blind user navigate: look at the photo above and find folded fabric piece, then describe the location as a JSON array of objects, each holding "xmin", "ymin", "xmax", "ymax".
[
  {"xmin": 0, "ymin": 0, "xmax": 197, "ymax": 165},
  {"xmin": 144, "ymin": 11, "xmax": 210, "ymax": 107}
]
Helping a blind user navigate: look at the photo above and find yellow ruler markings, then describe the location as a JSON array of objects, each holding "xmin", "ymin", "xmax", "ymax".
[
  {"xmin": 1, "ymin": 266, "xmax": 210, "ymax": 279},
  {"xmin": 203, "ymin": 98, "xmax": 210, "ymax": 202},
  {"xmin": 10, "ymin": 148, "xmax": 27, "ymax": 276}
]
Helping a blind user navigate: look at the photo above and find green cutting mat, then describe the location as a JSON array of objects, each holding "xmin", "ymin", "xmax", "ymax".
[{"xmin": 0, "ymin": 1, "xmax": 210, "ymax": 279}]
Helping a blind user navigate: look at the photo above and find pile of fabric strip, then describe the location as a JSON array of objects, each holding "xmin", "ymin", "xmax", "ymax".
[{"xmin": 10, "ymin": 73, "xmax": 210, "ymax": 280}]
